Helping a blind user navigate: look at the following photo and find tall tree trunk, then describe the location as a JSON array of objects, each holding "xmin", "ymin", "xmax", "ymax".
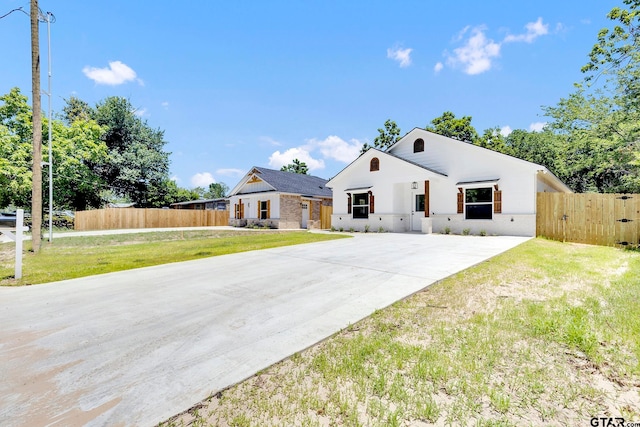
[{"xmin": 31, "ymin": 0, "xmax": 42, "ymax": 253}]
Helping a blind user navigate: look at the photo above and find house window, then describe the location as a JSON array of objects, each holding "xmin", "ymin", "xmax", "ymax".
[
  {"xmin": 413, "ymin": 138, "xmax": 424, "ymax": 153},
  {"xmin": 465, "ymin": 188, "xmax": 493, "ymax": 219},
  {"xmin": 259, "ymin": 200, "xmax": 269, "ymax": 219},
  {"xmin": 234, "ymin": 200, "xmax": 244, "ymax": 219},
  {"xmin": 415, "ymin": 194, "xmax": 425, "ymax": 212},
  {"xmin": 353, "ymin": 193, "xmax": 369, "ymax": 218},
  {"xmin": 370, "ymin": 157, "xmax": 379, "ymax": 172}
]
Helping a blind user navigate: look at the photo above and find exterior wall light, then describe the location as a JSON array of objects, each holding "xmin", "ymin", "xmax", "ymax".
[{"xmin": 411, "ymin": 182, "xmax": 418, "ymax": 189}]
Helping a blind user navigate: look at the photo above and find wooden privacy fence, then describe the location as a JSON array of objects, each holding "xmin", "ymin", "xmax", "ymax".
[
  {"xmin": 320, "ymin": 205, "xmax": 332, "ymax": 230},
  {"xmin": 75, "ymin": 208, "xmax": 229, "ymax": 231},
  {"xmin": 537, "ymin": 193, "xmax": 640, "ymax": 247}
]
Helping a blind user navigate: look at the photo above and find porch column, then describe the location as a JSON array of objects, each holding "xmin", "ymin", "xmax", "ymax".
[{"xmin": 424, "ymin": 180, "xmax": 430, "ymax": 217}]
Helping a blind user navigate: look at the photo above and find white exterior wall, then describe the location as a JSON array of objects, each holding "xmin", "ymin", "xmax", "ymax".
[
  {"xmin": 431, "ymin": 214, "xmax": 536, "ymax": 236},
  {"xmin": 228, "ymin": 194, "xmax": 279, "ymax": 220}
]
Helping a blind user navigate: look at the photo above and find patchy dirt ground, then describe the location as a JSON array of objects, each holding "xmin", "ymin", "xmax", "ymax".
[{"xmin": 162, "ymin": 239, "xmax": 640, "ymax": 426}]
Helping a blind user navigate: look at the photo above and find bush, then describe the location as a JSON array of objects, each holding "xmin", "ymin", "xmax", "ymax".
[
  {"xmin": 462, "ymin": 228, "xmax": 471, "ymax": 236},
  {"xmin": 443, "ymin": 226, "xmax": 451, "ymax": 235}
]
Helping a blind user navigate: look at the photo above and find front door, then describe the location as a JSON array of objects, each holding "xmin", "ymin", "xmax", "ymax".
[
  {"xmin": 412, "ymin": 193, "xmax": 425, "ymax": 231},
  {"xmin": 301, "ymin": 201, "xmax": 309, "ymax": 229}
]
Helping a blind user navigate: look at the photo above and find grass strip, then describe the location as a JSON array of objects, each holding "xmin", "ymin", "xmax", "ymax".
[{"xmin": 0, "ymin": 230, "xmax": 348, "ymax": 286}]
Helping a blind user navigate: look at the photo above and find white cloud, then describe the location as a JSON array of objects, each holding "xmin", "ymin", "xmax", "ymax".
[
  {"xmin": 259, "ymin": 136, "xmax": 282, "ymax": 147},
  {"xmin": 268, "ymin": 147, "xmax": 325, "ymax": 171},
  {"xmin": 504, "ymin": 17, "xmax": 549, "ymax": 43},
  {"xmin": 500, "ymin": 126, "xmax": 513, "ymax": 137},
  {"xmin": 387, "ymin": 46, "xmax": 413, "ymax": 68},
  {"xmin": 441, "ymin": 18, "xmax": 551, "ymax": 75},
  {"xmin": 266, "ymin": 134, "xmax": 365, "ymax": 174},
  {"xmin": 161, "ymin": 101, "xmax": 169, "ymax": 109},
  {"xmin": 434, "ymin": 62, "xmax": 444, "ymax": 73},
  {"xmin": 311, "ymin": 136, "xmax": 363, "ymax": 163},
  {"xmin": 134, "ymin": 107, "xmax": 148, "ymax": 117},
  {"xmin": 190, "ymin": 172, "xmax": 216, "ymax": 187},
  {"xmin": 170, "ymin": 175, "xmax": 180, "ymax": 183},
  {"xmin": 447, "ymin": 26, "xmax": 501, "ymax": 75},
  {"xmin": 216, "ymin": 168, "xmax": 245, "ymax": 177},
  {"xmin": 82, "ymin": 61, "xmax": 142, "ymax": 86},
  {"xmin": 529, "ymin": 122, "xmax": 547, "ymax": 132}
]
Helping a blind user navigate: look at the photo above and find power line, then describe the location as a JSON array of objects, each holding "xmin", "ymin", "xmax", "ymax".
[{"xmin": 0, "ymin": 7, "xmax": 28, "ymax": 20}]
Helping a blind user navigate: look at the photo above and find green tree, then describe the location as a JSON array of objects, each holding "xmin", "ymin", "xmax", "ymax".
[
  {"xmin": 45, "ymin": 118, "xmax": 108, "ymax": 210},
  {"xmin": 361, "ymin": 119, "xmax": 401, "ymax": 153},
  {"xmin": 90, "ymin": 97, "xmax": 171, "ymax": 207},
  {"xmin": 280, "ymin": 158, "xmax": 309, "ymax": 174},
  {"xmin": 582, "ymin": 0, "xmax": 640, "ymax": 110},
  {"xmin": 145, "ymin": 180, "xmax": 201, "ymax": 207},
  {"xmin": 205, "ymin": 182, "xmax": 229, "ymax": 198},
  {"xmin": 544, "ymin": 86, "xmax": 640, "ymax": 192},
  {"xmin": 61, "ymin": 96, "xmax": 92, "ymax": 124},
  {"xmin": 506, "ymin": 129, "xmax": 569, "ymax": 183},
  {"xmin": 426, "ymin": 111, "xmax": 479, "ymax": 143},
  {"xmin": 0, "ymin": 88, "xmax": 109, "ymax": 210},
  {"xmin": 540, "ymin": 0, "xmax": 640, "ymax": 193},
  {"xmin": 475, "ymin": 127, "xmax": 513, "ymax": 156},
  {"xmin": 0, "ymin": 89, "xmax": 33, "ymax": 208}
]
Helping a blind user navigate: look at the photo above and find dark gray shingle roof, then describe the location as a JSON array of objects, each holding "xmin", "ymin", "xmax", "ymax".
[{"xmin": 247, "ymin": 167, "xmax": 332, "ymax": 197}]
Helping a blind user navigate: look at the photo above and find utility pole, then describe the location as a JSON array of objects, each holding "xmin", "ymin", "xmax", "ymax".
[{"xmin": 30, "ymin": 0, "xmax": 42, "ymax": 253}]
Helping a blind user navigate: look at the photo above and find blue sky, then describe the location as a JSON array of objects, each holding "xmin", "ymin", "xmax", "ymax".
[{"xmin": 1, "ymin": 0, "xmax": 619, "ymax": 189}]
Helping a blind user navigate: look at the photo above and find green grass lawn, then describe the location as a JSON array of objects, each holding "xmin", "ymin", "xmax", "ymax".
[
  {"xmin": 0, "ymin": 230, "xmax": 348, "ymax": 286},
  {"xmin": 163, "ymin": 238, "xmax": 640, "ymax": 426}
]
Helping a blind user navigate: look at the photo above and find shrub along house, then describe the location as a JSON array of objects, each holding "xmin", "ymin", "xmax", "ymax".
[
  {"xmin": 326, "ymin": 128, "xmax": 572, "ymax": 236},
  {"xmin": 228, "ymin": 167, "xmax": 332, "ymax": 229}
]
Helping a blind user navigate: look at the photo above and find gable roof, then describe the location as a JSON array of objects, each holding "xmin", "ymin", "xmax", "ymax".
[
  {"xmin": 327, "ymin": 148, "xmax": 447, "ymax": 187},
  {"xmin": 229, "ymin": 167, "xmax": 332, "ymax": 197}
]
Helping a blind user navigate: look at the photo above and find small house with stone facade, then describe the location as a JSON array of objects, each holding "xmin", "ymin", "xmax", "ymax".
[
  {"xmin": 228, "ymin": 167, "xmax": 332, "ymax": 229},
  {"xmin": 326, "ymin": 128, "xmax": 571, "ymax": 237}
]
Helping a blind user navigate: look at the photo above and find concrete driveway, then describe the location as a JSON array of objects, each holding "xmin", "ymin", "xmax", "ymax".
[{"xmin": 0, "ymin": 233, "xmax": 529, "ymax": 426}]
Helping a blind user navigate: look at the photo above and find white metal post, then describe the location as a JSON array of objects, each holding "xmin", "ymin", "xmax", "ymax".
[
  {"xmin": 15, "ymin": 209, "xmax": 24, "ymax": 280},
  {"xmin": 45, "ymin": 12, "xmax": 53, "ymax": 242}
]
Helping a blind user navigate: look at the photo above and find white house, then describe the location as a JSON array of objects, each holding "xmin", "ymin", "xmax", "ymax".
[
  {"xmin": 228, "ymin": 167, "xmax": 332, "ymax": 229},
  {"xmin": 326, "ymin": 128, "xmax": 572, "ymax": 236}
]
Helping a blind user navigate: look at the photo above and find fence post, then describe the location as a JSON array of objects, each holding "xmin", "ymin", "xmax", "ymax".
[{"xmin": 0, "ymin": 209, "xmax": 25, "ymax": 279}]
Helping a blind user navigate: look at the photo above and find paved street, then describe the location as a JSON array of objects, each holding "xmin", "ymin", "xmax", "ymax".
[{"xmin": 0, "ymin": 232, "xmax": 529, "ymax": 426}]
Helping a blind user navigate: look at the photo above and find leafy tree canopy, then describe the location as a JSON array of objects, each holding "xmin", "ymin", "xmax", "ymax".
[
  {"xmin": 0, "ymin": 88, "xmax": 108, "ymax": 210},
  {"xmin": 205, "ymin": 182, "xmax": 229, "ymax": 198},
  {"xmin": 281, "ymin": 158, "xmax": 309, "ymax": 174},
  {"xmin": 426, "ymin": 111, "xmax": 479, "ymax": 143},
  {"xmin": 0, "ymin": 88, "xmax": 200, "ymax": 211},
  {"xmin": 361, "ymin": 119, "xmax": 401, "ymax": 154}
]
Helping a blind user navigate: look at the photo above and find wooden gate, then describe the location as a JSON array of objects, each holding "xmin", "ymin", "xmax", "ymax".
[
  {"xmin": 320, "ymin": 205, "xmax": 333, "ymax": 229},
  {"xmin": 537, "ymin": 193, "xmax": 640, "ymax": 247}
]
